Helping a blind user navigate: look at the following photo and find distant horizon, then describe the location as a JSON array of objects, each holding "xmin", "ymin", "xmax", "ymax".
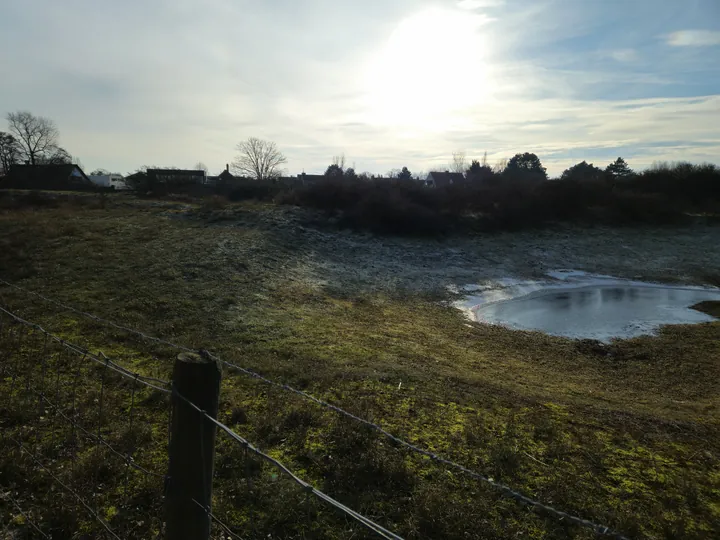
[
  {"xmin": 11, "ymin": 154, "xmax": 718, "ymax": 180},
  {"xmin": 2, "ymin": 0, "xmax": 718, "ymax": 177},
  {"xmin": 78, "ymin": 155, "xmax": 719, "ymax": 180}
]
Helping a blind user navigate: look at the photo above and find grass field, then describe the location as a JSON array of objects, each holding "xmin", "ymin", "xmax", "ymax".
[{"xmin": 1, "ymin": 191, "xmax": 719, "ymax": 539}]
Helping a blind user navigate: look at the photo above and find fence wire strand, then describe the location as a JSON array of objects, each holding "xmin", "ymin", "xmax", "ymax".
[
  {"xmin": 173, "ymin": 387, "xmax": 404, "ymax": 540},
  {"xmin": 191, "ymin": 498, "xmax": 245, "ymax": 540},
  {"xmin": 2, "ymin": 491, "xmax": 50, "ymax": 539},
  {"xmin": 0, "ymin": 304, "xmax": 171, "ymax": 392},
  {"xmin": 1, "ymin": 303, "xmax": 405, "ymax": 539},
  {"xmin": 1, "ymin": 279, "xmax": 628, "ymax": 538},
  {"xmin": 7, "ymin": 435, "xmax": 122, "ymax": 540},
  {"xmin": 5, "ymin": 365, "xmax": 165, "ymax": 479},
  {"xmin": 0, "ymin": 279, "xmax": 630, "ymax": 539}
]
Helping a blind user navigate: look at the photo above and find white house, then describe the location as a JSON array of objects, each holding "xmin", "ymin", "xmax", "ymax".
[{"xmin": 88, "ymin": 174, "xmax": 129, "ymax": 190}]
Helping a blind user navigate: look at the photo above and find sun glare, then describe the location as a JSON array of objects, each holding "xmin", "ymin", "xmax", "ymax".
[{"xmin": 364, "ymin": 8, "xmax": 493, "ymax": 128}]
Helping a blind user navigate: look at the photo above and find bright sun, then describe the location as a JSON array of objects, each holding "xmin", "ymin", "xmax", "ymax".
[{"xmin": 363, "ymin": 7, "xmax": 493, "ymax": 128}]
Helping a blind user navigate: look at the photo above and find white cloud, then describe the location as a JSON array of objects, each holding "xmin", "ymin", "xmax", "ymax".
[
  {"xmin": 1, "ymin": 0, "xmax": 718, "ymax": 176},
  {"xmin": 457, "ymin": 0, "xmax": 505, "ymax": 9},
  {"xmin": 666, "ymin": 30, "xmax": 720, "ymax": 47},
  {"xmin": 608, "ymin": 49, "xmax": 639, "ymax": 62}
]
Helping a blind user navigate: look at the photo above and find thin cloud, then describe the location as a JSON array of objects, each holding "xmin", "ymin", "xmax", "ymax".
[
  {"xmin": 608, "ymin": 49, "xmax": 639, "ymax": 62},
  {"xmin": 666, "ymin": 30, "xmax": 720, "ymax": 47},
  {"xmin": 1, "ymin": 0, "xmax": 718, "ymax": 176},
  {"xmin": 457, "ymin": 0, "xmax": 505, "ymax": 9}
]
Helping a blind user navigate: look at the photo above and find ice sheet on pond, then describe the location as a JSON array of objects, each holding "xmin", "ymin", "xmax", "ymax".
[{"xmin": 457, "ymin": 271, "xmax": 720, "ymax": 342}]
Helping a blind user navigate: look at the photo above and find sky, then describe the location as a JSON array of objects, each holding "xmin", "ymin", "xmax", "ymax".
[{"xmin": 1, "ymin": 0, "xmax": 719, "ymax": 177}]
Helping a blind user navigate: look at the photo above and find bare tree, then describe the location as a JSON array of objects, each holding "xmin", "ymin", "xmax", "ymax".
[
  {"xmin": 332, "ymin": 154, "xmax": 346, "ymax": 170},
  {"xmin": 451, "ymin": 151, "xmax": 467, "ymax": 174},
  {"xmin": 231, "ymin": 137, "xmax": 287, "ymax": 181},
  {"xmin": 39, "ymin": 146, "xmax": 72, "ymax": 165},
  {"xmin": 0, "ymin": 132, "xmax": 19, "ymax": 175},
  {"xmin": 493, "ymin": 158, "xmax": 508, "ymax": 174},
  {"xmin": 6, "ymin": 111, "xmax": 60, "ymax": 166},
  {"xmin": 194, "ymin": 161, "xmax": 208, "ymax": 173}
]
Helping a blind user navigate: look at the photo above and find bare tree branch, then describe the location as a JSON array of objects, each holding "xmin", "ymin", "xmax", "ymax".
[
  {"xmin": 0, "ymin": 132, "xmax": 20, "ymax": 175},
  {"xmin": 231, "ymin": 137, "xmax": 287, "ymax": 181},
  {"xmin": 493, "ymin": 158, "xmax": 508, "ymax": 174},
  {"xmin": 332, "ymin": 154, "xmax": 346, "ymax": 170},
  {"xmin": 451, "ymin": 151, "xmax": 467, "ymax": 174},
  {"xmin": 6, "ymin": 111, "xmax": 59, "ymax": 166},
  {"xmin": 39, "ymin": 146, "xmax": 72, "ymax": 166}
]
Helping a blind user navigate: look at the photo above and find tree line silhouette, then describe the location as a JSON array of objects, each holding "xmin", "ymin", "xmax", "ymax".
[{"xmin": 2, "ymin": 113, "xmax": 719, "ymax": 237}]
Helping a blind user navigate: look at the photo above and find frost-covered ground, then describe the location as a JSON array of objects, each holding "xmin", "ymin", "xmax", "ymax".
[{"xmin": 270, "ymin": 218, "xmax": 720, "ymax": 296}]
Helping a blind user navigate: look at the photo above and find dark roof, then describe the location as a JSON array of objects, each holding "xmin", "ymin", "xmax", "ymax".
[
  {"xmin": 218, "ymin": 169, "xmax": 234, "ymax": 181},
  {"xmin": 428, "ymin": 171, "xmax": 466, "ymax": 187},
  {"xmin": 298, "ymin": 173, "xmax": 326, "ymax": 184},
  {"xmin": 278, "ymin": 176, "xmax": 302, "ymax": 186},
  {"xmin": 5, "ymin": 164, "xmax": 93, "ymax": 190},
  {"xmin": 146, "ymin": 169, "xmax": 206, "ymax": 176}
]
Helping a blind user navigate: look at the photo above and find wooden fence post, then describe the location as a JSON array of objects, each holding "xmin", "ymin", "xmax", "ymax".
[{"xmin": 165, "ymin": 352, "xmax": 222, "ymax": 540}]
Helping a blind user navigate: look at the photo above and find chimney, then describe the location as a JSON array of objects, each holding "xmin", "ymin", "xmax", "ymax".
[{"xmin": 225, "ymin": 164, "xmax": 229, "ymax": 172}]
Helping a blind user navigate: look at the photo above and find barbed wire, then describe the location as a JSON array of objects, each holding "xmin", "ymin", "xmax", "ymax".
[
  {"xmin": 190, "ymin": 498, "xmax": 245, "ymax": 540},
  {"xmin": 216, "ymin": 356, "xmax": 628, "ymax": 538},
  {"xmin": 0, "ymin": 278, "xmax": 631, "ymax": 539},
  {"xmin": 6, "ymin": 435, "xmax": 122, "ymax": 540},
  {"xmin": 0, "ymin": 304, "xmax": 405, "ymax": 540},
  {"xmin": 0, "ymin": 304, "xmax": 172, "ymax": 393},
  {"xmin": 1, "ymin": 491, "xmax": 50, "ymax": 539},
  {"xmin": 173, "ymin": 387, "xmax": 404, "ymax": 540},
  {"xmin": 0, "ymin": 277, "xmax": 196, "ymax": 353},
  {"xmin": 5, "ymin": 363, "xmax": 165, "ymax": 480}
]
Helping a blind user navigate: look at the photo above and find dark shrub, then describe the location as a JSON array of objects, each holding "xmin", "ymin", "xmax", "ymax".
[
  {"xmin": 535, "ymin": 179, "xmax": 614, "ymax": 221},
  {"xmin": 8, "ymin": 191, "xmax": 61, "ymax": 208},
  {"xmin": 609, "ymin": 193, "xmax": 686, "ymax": 224},
  {"xmin": 342, "ymin": 188, "xmax": 451, "ymax": 236},
  {"xmin": 278, "ymin": 178, "xmax": 366, "ymax": 211},
  {"xmin": 226, "ymin": 180, "xmax": 284, "ymax": 201},
  {"xmin": 633, "ymin": 163, "xmax": 719, "ymax": 208},
  {"xmin": 277, "ymin": 161, "xmax": 719, "ymax": 235},
  {"xmin": 283, "ymin": 179, "xmax": 452, "ymax": 235}
]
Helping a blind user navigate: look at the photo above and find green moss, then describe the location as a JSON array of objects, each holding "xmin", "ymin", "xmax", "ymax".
[{"xmin": 1, "ymin": 197, "xmax": 719, "ymax": 539}]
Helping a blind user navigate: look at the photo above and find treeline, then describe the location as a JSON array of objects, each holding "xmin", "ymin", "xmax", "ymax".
[
  {"xmin": 280, "ymin": 160, "xmax": 720, "ymax": 235},
  {"xmin": 110, "ymin": 154, "xmax": 720, "ymax": 236}
]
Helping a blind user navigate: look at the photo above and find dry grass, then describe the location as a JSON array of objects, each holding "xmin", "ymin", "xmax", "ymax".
[{"xmin": 1, "ymin": 192, "xmax": 719, "ymax": 539}]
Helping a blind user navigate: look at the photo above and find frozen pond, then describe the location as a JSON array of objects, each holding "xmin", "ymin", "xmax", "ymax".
[{"xmin": 458, "ymin": 271, "xmax": 720, "ymax": 341}]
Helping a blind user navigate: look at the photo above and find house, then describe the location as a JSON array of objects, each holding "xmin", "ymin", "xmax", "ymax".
[
  {"xmin": 89, "ymin": 173, "xmax": 128, "ymax": 190},
  {"xmin": 425, "ymin": 171, "xmax": 466, "ymax": 188},
  {"xmin": 297, "ymin": 173, "xmax": 326, "ymax": 185},
  {"xmin": 4, "ymin": 164, "xmax": 95, "ymax": 190},
  {"xmin": 146, "ymin": 168, "xmax": 207, "ymax": 187},
  {"xmin": 278, "ymin": 176, "xmax": 302, "ymax": 187},
  {"xmin": 205, "ymin": 164, "xmax": 235, "ymax": 186},
  {"xmin": 217, "ymin": 165, "xmax": 235, "ymax": 185}
]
